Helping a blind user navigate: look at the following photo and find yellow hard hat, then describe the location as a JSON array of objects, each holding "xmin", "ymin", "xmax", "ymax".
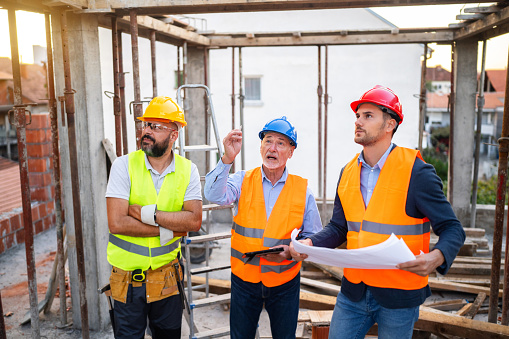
[{"xmin": 137, "ymin": 96, "xmax": 187, "ymax": 127}]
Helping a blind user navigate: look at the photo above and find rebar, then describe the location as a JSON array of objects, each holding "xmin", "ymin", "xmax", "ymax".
[
  {"xmin": 130, "ymin": 9, "xmax": 142, "ymax": 149},
  {"xmin": 150, "ymin": 30, "xmax": 157, "ymax": 98},
  {"xmin": 117, "ymin": 29, "xmax": 128, "ymax": 154},
  {"xmin": 112, "ymin": 16, "xmax": 122, "ymax": 157}
]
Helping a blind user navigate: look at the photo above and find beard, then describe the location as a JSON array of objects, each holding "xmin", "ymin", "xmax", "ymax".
[
  {"xmin": 354, "ymin": 121, "xmax": 387, "ymax": 147},
  {"xmin": 141, "ymin": 133, "xmax": 171, "ymax": 157}
]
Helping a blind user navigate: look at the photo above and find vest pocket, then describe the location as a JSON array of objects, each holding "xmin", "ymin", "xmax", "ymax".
[{"xmin": 109, "ymin": 269, "xmax": 129, "ymax": 303}]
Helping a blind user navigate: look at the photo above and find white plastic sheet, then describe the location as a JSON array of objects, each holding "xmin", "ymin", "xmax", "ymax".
[{"xmin": 290, "ymin": 229, "xmax": 416, "ymax": 269}]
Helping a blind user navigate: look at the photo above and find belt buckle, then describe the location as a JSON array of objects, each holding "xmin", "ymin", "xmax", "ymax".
[{"xmin": 132, "ymin": 269, "xmax": 146, "ymax": 282}]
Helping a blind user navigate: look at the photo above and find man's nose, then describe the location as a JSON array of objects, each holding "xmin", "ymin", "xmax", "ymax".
[{"xmin": 269, "ymin": 143, "xmax": 277, "ymax": 151}]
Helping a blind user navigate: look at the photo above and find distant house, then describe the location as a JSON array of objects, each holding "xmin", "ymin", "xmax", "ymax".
[
  {"xmin": 425, "ymin": 66, "xmax": 505, "ymax": 177},
  {"xmin": 0, "ymin": 57, "xmax": 48, "ymax": 160}
]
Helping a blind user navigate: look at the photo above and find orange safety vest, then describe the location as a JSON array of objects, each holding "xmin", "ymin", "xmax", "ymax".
[
  {"xmin": 339, "ymin": 147, "xmax": 430, "ymax": 290},
  {"xmin": 231, "ymin": 167, "xmax": 307, "ymax": 287}
]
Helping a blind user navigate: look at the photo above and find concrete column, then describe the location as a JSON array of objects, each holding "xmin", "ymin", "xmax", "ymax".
[
  {"xmin": 51, "ymin": 12, "xmax": 110, "ymax": 330},
  {"xmin": 450, "ymin": 38, "xmax": 478, "ymax": 227},
  {"xmin": 185, "ymin": 46, "xmax": 208, "ymax": 175}
]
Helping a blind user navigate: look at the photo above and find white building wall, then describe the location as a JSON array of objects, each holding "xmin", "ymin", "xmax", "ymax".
[{"xmin": 100, "ymin": 9, "xmax": 424, "ymax": 200}]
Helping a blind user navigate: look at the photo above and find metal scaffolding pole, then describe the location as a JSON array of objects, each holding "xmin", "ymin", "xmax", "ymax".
[
  {"xmin": 60, "ymin": 11, "xmax": 90, "ymax": 337},
  {"xmin": 239, "ymin": 47, "xmax": 245, "ymax": 170},
  {"xmin": 471, "ymin": 40, "xmax": 487, "ymax": 229},
  {"xmin": 322, "ymin": 45, "xmax": 329, "ymax": 223},
  {"xmin": 112, "ymin": 16, "xmax": 122, "ymax": 157},
  {"xmin": 150, "ymin": 30, "xmax": 157, "ymax": 98},
  {"xmin": 0, "ymin": 292, "xmax": 5, "ymax": 339},
  {"xmin": 317, "ymin": 46, "xmax": 323, "ymax": 197},
  {"xmin": 418, "ymin": 43, "xmax": 427, "ymax": 153},
  {"xmin": 130, "ymin": 9, "xmax": 143, "ymax": 150},
  {"xmin": 231, "ymin": 47, "xmax": 236, "ymax": 172},
  {"xmin": 448, "ymin": 44, "xmax": 455, "ymax": 205},
  {"xmin": 117, "ymin": 29, "xmax": 128, "ymax": 154},
  {"xmin": 45, "ymin": 11, "xmax": 67, "ymax": 326},
  {"xmin": 8, "ymin": 8, "xmax": 40, "ymax": 338},
  {"xmin": 489, "ymin": 44, "xmax": 509, "ymax": 324}
]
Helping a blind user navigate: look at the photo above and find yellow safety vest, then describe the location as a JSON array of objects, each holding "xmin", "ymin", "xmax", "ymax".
[
  {"xmin": 340, "ymin": 147, "xmax": 430, "ymax": 290},
  {"xmin": 231, "ymin": 167, "xmax": 307, "ymax": 287},
  {"xmin": 107, "ymin": 150, "xmax": 191, "ymax": 271}
]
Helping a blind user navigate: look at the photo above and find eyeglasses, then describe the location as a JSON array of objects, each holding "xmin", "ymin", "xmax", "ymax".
[{"xmin": 142, "ymin": 121, "xmax": 177, "ymax": 133}]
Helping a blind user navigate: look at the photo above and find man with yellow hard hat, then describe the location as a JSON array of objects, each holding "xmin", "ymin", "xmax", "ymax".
[{"xmin": 105, "ymin": 96, "xmax": 202, "ymax": 338}]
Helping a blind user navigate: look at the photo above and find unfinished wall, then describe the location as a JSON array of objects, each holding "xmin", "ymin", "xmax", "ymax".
[{"xmin": 0, "ymin": 113, "xmax": 57, "ymax": 254}]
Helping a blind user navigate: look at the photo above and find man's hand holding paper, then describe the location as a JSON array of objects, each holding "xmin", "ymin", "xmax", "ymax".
[{"xmin": 289, "ymin": 228, "xmax": 416, "ymax": 269}]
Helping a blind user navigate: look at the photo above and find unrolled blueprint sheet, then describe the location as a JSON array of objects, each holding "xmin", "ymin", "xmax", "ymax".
[{"xmin": 290, "ymin": 229, "xmax": 416, "ymax": 269}]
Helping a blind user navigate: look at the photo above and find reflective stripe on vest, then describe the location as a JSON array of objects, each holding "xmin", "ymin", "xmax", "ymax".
[
  {"xmin": 107, "ymin": 150, "xmax": 191, "ymax": 271},
  {"xmin": 339, "ymin": 147, "xmax": 430, "ymax": 290},
  {"xmin": 231, "ymin": 167, "xmax": 306, "ymax": 287}
]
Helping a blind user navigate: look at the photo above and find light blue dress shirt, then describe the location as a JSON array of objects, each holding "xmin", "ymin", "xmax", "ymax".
[
  {"xmin": 204, "ymin": 159, "xmax": 323, "ymax": 238},
  {"xmin": 357, "ymin": 143, "xmax": 394, "ymax": 207}
]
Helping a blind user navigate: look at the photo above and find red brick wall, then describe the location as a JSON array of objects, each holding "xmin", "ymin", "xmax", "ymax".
[{"xmin": 0, "ymin": 113, "xmax": 58, "ymax": 254}]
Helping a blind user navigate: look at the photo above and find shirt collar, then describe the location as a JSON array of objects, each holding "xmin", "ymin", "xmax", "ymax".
[
  {"xmin": 261, "ymin": 166, "xmax": 288, "ymax": 185},
  {"xmin": 144, "ymin": 151, "xmax": 175, "ymax": 176},
  {"xmin": 357, "ymin": 143, "xmax": 394, "ymax": 170}
]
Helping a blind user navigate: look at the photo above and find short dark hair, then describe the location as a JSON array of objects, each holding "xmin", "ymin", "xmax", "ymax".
[{"xmin": 382, "ymin": 112, "xmax": 399, "ymax": 135}]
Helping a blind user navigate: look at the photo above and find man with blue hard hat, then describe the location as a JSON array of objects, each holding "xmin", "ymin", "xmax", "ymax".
[{"xmin": 205, "ymin": 116, "xmax": 322, "ymax": 338}]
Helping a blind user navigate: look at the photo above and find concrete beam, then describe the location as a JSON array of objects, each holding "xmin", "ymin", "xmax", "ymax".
[
  {"xmin": 51, "ymin": 11, "xmax": 110, "ymax": 331},
  {"xmin": 455, "ymin": 4, "xmax": 509, "ymax": 40},
  {"xmin": 32, "ymin": 0, "xmax": 493, "ymax": 15},
  {"xmin": 449, "ymin": 38, "xmax": 478, "ymax": 227},
  {"xmin": 97, "ymin": 15, "xmax": 210, "ymax": 46}
]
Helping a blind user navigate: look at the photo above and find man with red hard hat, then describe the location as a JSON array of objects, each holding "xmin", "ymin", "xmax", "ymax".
[
  {"xmin": 290, "ymin": 86, "xmax": 465, "ymax": 338},
  {"xmin": 105, "ymin": 96, "xmax": 202, "ymax": 338},
  {"xmin": 205, "ymin": 116, "xmax": 322, "ymax": 338}
]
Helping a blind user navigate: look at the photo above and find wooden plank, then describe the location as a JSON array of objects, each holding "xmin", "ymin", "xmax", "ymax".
[
  {"xmin": 424, "ymin": 299, "xmax": 468, "ymax": 311},
  {"xmin": 418, "ymin": 306, "xmax": 509, "ymax": 338},
  {"xmin": 309, "ymin": 262, "xmax": 343, "ymax": 281},
  {"xmin": 455, "ymin": 4, "xmax": 509, "ymax": 40},
  {"xmin": 299, "ymin": 291, "xmax": 336, "ymax": 310},
  {"xmin": 308, "ymin": 310, "xmax": 334, "ymax": 326},
  {"xmin": 456, "ymin": 303, "xmax": 474, "ymax": 316},
  {"xmin": 102, "ymin": 138, "xmax": 117, "ymax": 163},
  {"xmin": 300, "ymin": 277, "xmax": 340, "ymax": 295},
  {"xmin": 456, "ymin": 14, "xmax": 486, "ymax": 20},
  {"xmin": 428, "ymin": 278, "xmax": 503, "ymax": 297},
  {"xmin": 463, "ymin": 228, "xmax": 486, "ymax": 237},
  {"xmin": 464, "ymin": 5, "xmax": 502, "ymax": 14},
  {"xmin": 463, "ymin": 292, "xmax": 487, "ymax": 319},
  {"xmin": 448, "ymin": 263, "xmax": 500, "ymax": 276}
]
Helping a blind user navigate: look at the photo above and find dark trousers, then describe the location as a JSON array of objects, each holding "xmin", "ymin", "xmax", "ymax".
[
  {"xmin": 113, "ymin": 283, "xmax": 182, "ymax": 339},
  {"xmin": 230, "ymin": 272, "xmax": 300, "ymax": 339}
]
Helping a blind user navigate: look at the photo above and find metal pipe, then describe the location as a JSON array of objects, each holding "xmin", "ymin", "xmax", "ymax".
[
  {"xmin": 489, "ymin": 44, "xmax": 509, "ymax": 324},
  {"xmin": 0, "ymin": 292, "xmax": 5, "ymax": 339},
  {"xmin": 8, "ymin": 8, "xmax": 40, "ymax": 338},
  {"xmin": 204, "ymin": 48, "xmax": 210, "ymax": 173},
  {"xmin": 471, "ymin": 40, "xmax": 487, "ymax": 229},
  {"xmin": 117, "ymin": 29, "xmax": 128, "ymax": 154},
  {"xmin": 183, "ymin": 42, "xmax": 188, "ymax": 149},
  {"xmin": 231, "ymin": 47, "xmax": 235, "ymax": 172},
  {"xmin": 130, "ymin": 9, "xmax": 142, "ymax": 150},
  {"xmin": 150, "ymin": 30, "xmax": 157, "ymax": 97},
  {"xmin": 45, "ymin": 12, "xmax": 67, "ymax": 326},
  {"xmin": 448, "ymin": 44, "xmax": 455, "ymax": 205},
  {"xmin": 60, "ymin": 11, "xmax": 90, "ymax": 337},
  {"xmin": 112, "ymin": 16, "xmax": 122, "ymax": 157},
  {"xmin": 418, "ymin": 43, "xmax": 427, "ymax": 153},
  {"xmin": 317, "ymin": 46, "xmax": 323, "ymax": 198},
  {"xmin": 322, "ymin": 45, "xmax": 328, "ymax": 224},
  {"xmin": 239, "ymin": 47, "xmax": 245, "ymax": 170},
  {"xmin": 488, "ymin": 43, "xmax": 509, "ymax": 324}
]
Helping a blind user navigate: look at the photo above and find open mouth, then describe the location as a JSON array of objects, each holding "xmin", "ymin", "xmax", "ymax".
[{"xmin": 267, "ymin": 155, "xmax": 277, "ymax": 160}]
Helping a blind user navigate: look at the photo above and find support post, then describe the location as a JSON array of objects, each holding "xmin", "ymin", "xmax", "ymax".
[
  {"xmin": 8, "ymin": 8, "xmax": 40, "ymax": 338},
  {"xmin": 231, "ymin": 47, "xmax": 236, "ymax": 172},
  {"xmin": 322, "ymin": 46, "xmax": 328, "ymax": 224},
  {"xmin": 60, "ymin": 11, "xmax": 90, "ymax": 337},
  {"xmin": 130, "ymin": 9, "xmax": 142, "ymax": 149},
  {"xmin": 418, "ymin": 43, "xmax": 428, "ymax": 152},
  {"xmin": 239, "ymin": 47, "xmax": 245, "ymax": 170},
  {"xmin": 112, "ymin": 16, "xmax": 122, "ymax": 157},
  {"xmin": 45, "ymin": 11, "xmax": 67, "ymax": 326},
  {"xmin": 150, "ymin": 29, "xmax": 157, "ymax": 98},
  {"xmin": 317, "ymin": 46, "xmax": 323, "ymax": 197},
  {"xmin": 117, "ymin": 29, "xmax": 128, "ymax": 154}
]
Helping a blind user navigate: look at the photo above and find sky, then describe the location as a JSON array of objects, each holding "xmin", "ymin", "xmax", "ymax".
[{"xmin": 0, "ymin": 4, "xmax": 507, "ymax": 70}]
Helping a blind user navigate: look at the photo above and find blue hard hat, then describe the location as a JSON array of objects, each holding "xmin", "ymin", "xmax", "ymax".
[{"xmin": 258, "ymin": 116, "xmax": 297, "ymax": 148}]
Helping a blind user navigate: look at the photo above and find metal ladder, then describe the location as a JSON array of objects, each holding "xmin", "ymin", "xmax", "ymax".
[{"xmin": 176, "ymin": 84, "xmax": 233, "ymax": 338}]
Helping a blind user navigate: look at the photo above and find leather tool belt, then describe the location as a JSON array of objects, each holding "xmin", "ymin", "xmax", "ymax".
[{"xmin": 109, "ymin": 258, "xmax": 181, "ymax": 303}]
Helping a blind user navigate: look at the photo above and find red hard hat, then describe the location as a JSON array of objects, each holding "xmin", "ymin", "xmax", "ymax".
[{"xmin": 350, "ymin": 85, "xmax": 403, "ymax": 124}]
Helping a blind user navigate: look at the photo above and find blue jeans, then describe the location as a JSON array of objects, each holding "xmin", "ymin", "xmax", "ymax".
[
  {"xmin": 230, "ymin": 273, "xmax": 300, "ymax": 339},
  {"xmin": 329, "ymin": 289, "xmax": 419, "ymax": 339}
]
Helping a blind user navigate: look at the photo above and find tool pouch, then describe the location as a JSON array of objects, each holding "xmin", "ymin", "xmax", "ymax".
[
  {"xmin": 146, "ymin": 259, "xmax": 181, "ymax": 303},
  {"xmin": 109, "ymin": 268, "xmax": 130, "ymax": 303}
]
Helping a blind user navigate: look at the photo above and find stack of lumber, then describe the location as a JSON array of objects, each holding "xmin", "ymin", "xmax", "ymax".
[{"xmin": 430, "ymin": 227, "xmax": 490, "ymax": 256}]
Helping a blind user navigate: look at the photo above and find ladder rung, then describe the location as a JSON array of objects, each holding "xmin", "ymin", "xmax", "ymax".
[
  {"xmin": 203, "ymin": 203, "xmax": 234, "ymax": 212},
  {"xmin": 186, "ymin": 231, "xmax": 231, "ymax": 244},
  {"xmin": 182, "ymin": 145, "xmax": 219, "ymax": 152},
  {"xmin": 191, "ymin": 293, "xmax": 231, "ymax": 309},
  {"xmin": 190, "ymin": 265, "xmax": 231, "ymax": 275},
  {"xmin": 192, "ymin": 326, "xmax": 230, "ymax": 339}
]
